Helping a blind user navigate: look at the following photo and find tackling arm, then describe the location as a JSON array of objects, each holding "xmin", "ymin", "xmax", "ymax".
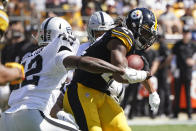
[
  {"xmin": 141, "ymin": 79, "xmax": 155, "ymax": 94},
  {"xmin": 0, "ymin": 63, "xmax": 24, "ymax": 85},
  {"xmin": 50, "ymin": 93, "xmax": 64, "ymax": 118},
  {"xmin": 63, "ymin": 55, "xmax": 125, "ymax": 75}
]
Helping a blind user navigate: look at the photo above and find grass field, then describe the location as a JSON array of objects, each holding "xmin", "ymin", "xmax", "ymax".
[{"xmin": 131, "ymin": 125, "xmax": 196, "ymax": 131}]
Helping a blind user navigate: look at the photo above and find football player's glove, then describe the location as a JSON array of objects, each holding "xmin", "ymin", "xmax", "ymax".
[
  {"xmin": 5, "ymin": 62, "xmax": 25, "ymax": 85},
  {"xmin": 122, "ymin": 67, "xmax": 148, "ymax": 83},
  {"xmin": 107, "ymin": 80, "xmax": 125, "ymax": 103},
  {"xmin": 149, "ymin": 91, "xmax": 160, "ymax": 113},
  {"xmin": 101, "ymin": 73, "xmax": 124, "ymax": 103}
]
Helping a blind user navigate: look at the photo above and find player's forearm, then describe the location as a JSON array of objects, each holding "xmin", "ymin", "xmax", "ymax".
[
  {"xmin": 141, "ymin": 79, "xmax": 155, "ymax": 94},
  {"xmin": 150, "ymin": 61, "xmax": 160, "ymax": 76},
  {"xmin": 0, "ymin": 65, "xmax": 21, "ymax": 84},
  {"xmin": 50, "ymin": 93, "xmax": 64, "ymax": 118},
  {"xmin": 63, "ymin": 56, "xmax": 125, "ymax": 74},
  {"xmin": 78, "ymin": 56, "xmax": 125, "ymax": 74}
]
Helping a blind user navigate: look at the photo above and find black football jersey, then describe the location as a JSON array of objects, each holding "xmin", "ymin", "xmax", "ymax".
[{"xmin": 72, "ymin": 26, "xmax": 135, "ymax": 92}]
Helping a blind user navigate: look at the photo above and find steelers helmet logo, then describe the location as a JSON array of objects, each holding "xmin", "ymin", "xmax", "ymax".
[{"xmin": 131, "ymin": 10, "xmax": 142, "ymax": 20}]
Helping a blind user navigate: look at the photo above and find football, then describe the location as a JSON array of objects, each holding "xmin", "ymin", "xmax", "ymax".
[{"xmin": 127, "ymin": 54, "xmax": 144, "ymax": 70}]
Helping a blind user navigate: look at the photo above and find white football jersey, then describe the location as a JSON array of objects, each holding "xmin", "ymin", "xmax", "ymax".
[
  {"xmin": 6, "ymin": 36, "xmax": 80, "ymax": 115},
  {"xmin": 76, "ymin": 42, "xmax": 91, "ymax": 56}
]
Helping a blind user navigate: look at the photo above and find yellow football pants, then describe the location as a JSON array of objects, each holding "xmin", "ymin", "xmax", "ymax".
[{"xmin": 63, "ymin": 82, "xmax": 131, "ymax": 131}]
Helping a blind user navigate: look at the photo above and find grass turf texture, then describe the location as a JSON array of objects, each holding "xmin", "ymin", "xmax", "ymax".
[{"xmin": 130, "ymin": 125, "xmax": 196, "ymax": 131}]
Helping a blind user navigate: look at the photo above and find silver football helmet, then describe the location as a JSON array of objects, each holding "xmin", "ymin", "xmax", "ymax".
[
  {"xmin": 38, "ymin": 17, "xmax": 72, "ymax": 46},
  {"xmin": 87, "ymin": 11, "xmax": 115, "ymax": 43}
]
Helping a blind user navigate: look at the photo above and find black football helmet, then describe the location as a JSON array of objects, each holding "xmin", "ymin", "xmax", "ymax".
[{"xmin": 126, "ymin": 8, "xmax": 158, "ymax": 50}]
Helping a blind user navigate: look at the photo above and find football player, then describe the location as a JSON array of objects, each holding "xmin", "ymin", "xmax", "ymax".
[
  {"xmin": 0, "ymin": 4, "xmax": 25, "ymax": 117},
  {"xmin": 0, "ymin": 9, "xmax": 24, "ymax": 85},
  {"xmin": 77, "ymin": 11, "xmax": 124, "ymax": 103},
  {"xmin": 0, "ymin": 16, "xmax": 138, "ymax": 131},
  {"xmin": 63, "ymin": 8, "xmax": 160, "ymax": 131}
]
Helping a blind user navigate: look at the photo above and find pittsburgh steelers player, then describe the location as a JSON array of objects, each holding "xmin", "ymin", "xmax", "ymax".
[
  {"xmin": 49, "ymin": 11, "xmax": 136, "ymax": 126},
  {"xmin": 77, "ymin": 11, "xmax": 125, "ymax": 103},
  {"xmin": 63, "ymin": 8, "xmax": 160, "ymax": 131},
  {"xmin": 0, "ymin": 1, "xmax": 24, "ymax": 85},
  {"xmin": 0, "ymin": 0, "xmax": 24, "ymax": 118}
]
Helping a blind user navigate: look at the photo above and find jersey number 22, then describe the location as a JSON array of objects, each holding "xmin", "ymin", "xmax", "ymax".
[{"xmin": 21, "ymin": 55, "xmax": 43, "ymax": 87}]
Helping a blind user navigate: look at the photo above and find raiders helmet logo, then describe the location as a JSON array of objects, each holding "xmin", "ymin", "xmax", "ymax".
[{"xmin": 131, "ymin": 10, "xmax": 142, "ymax": 20}]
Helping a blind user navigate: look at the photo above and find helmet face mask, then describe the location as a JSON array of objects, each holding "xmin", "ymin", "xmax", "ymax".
[
  {"xmin": 126, "ymin": 8, "xmax": 158, "ymax": 50},
  {"xmin": 136, "ymin": 25, "xmax": 157, "ymax": 49},
  {"xmin": 87, "ymin": 11, "xmax": 115, "ymax": 43}
]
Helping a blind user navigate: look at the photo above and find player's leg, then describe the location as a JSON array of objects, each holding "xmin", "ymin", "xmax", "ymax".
[
  {"xmin": 0, "ymin": 84, "xmax": 10, "ymax": 112},
  {"xmin": 56, "ymin": 110, "xmax": 79, "ymax": 128},
  {"xmin": 0, "ymin": 110, "xmax": 41, "ymax": 131},
  {"xmin": 1, "ymin": 109, "xmax": 79, "ymax": 131},
  {"xmin": 0, "ymin": 114, "xmax": 7, "ymax": 131},
  {"xmin": 99, "ymin": 95, "xmax": 131, "ymax": 131},
  {"xmin": 38, "ymin": 111, "xmax": 79, "ymax": 131},
  {"xmin": 184, "ymin": 79, "xmax": 192, "ymax": 118},
  {"xmin": 63, "ymin": 82, "xmax": 104, "ymax": 131}
]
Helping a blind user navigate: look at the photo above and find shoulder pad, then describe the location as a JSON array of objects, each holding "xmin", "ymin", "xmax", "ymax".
[{"xmin": 111, "ymin": 27, "xmax": 134, "ymax": 51}]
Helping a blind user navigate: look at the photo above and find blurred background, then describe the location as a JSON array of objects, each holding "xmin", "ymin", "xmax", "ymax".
[{"xmin": 0, "ymin": 0, "xmax": 196, "ymax": 128}]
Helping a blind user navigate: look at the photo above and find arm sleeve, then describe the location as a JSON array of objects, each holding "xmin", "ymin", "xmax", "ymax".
[
  {"xmin": 111, "ymin": 27, "xmax": 134, "ymax": 52},
  {"xmin": 55, "ymin": 38, "xmax": 80, "ymax": 71},
  {"xmin": 55, "ymin": 50, "xmax": 75, "ymax": 72}
]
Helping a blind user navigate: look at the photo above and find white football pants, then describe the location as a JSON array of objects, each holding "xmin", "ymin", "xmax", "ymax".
[{"xmin": 0, "ymin": 109, "xmax": 79, "ymax": 131}]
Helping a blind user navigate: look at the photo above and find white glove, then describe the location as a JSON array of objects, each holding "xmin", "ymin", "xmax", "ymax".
[
  {"xmin": 149, "ymin": 92, "xmax": 160, "ymax": 113},
  {"xmin": 107, "ymin": 80, "xmax": 125, "ymax": 103},
  {"xmin": 122, "ymin": 67, "xmax": 148, "ymax": 83},
  {"xmin": 101, "ymin": 73, "xmax": 124, "ymax": 103}
]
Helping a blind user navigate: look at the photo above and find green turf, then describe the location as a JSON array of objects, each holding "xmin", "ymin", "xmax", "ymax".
[{"xmin": 130, "ymin": 125, "xmax": 196, "ymax": 131}]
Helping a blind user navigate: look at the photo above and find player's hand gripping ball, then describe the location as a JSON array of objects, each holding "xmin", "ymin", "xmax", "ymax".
[
  {"xmin": 5, "ymin": 62, "xmax": 25, "ymax": 85},
  {"xmin": 127, "ymin": 54, "xmax": 144, "ymax": 70}
]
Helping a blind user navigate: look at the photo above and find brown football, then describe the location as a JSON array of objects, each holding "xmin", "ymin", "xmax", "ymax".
[{"xmin": 127, "ymin": 54, "xmax": 144, "ymax": 70}]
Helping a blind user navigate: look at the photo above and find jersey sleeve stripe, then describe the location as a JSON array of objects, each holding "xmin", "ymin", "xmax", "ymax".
[
  {"xmin": 111, "ymin": 30, "xmax": 133, "ymax": 51},
  {"xmin": 112, "ymin": 33, "xmax": 132, "ymax": 51},
  {"xmin": 112, "ymin": 29, "xmax": 133, "ymax": 46}
]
